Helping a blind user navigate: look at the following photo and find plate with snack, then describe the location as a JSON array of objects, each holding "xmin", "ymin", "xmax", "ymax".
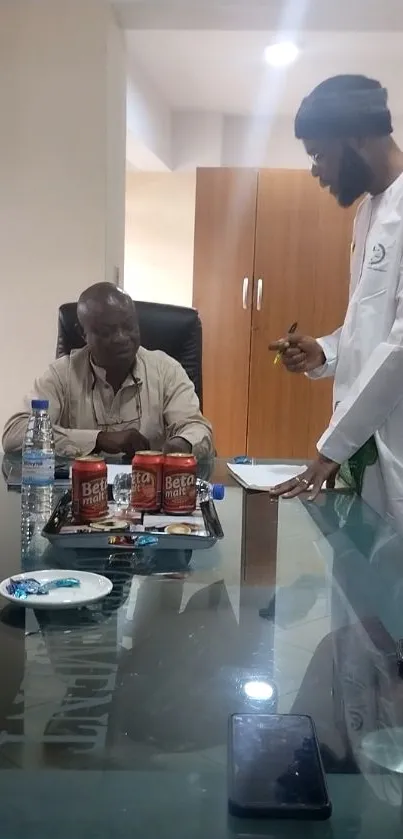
[{"xmin": 0, "ymin": 569, "xmax": 113, "ymax": 609}]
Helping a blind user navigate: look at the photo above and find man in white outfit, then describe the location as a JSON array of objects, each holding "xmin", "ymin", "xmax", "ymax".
[{"xmin": 269, "ymin": 75, "xmax": 403, "ymax": 529}]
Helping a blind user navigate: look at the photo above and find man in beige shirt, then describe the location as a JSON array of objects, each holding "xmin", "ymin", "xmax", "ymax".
[{"xmin": 2, "ymin": 283, "xmax": 214, "ymax": 460}]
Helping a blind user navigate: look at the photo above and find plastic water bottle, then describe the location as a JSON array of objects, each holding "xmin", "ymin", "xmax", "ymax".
[
  {"xmin": 21, "ymin": 400, "xmax": 55, "ymax": 559},
  {"xmin": 22, "ymin": 399, "xmax": 55, "ymax": 494},
  {"xmin": 196, "ymin": 478, "xmax": 225, "ymax": 502}
]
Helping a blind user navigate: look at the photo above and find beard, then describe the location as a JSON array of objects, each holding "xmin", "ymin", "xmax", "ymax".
[{"xmin": 336, "ymin": 144, "xmax": 373, "ymax": 207}]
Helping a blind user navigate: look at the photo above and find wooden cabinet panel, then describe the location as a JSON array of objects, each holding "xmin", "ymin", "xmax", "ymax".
[
  {"xmin": 193, "ymin": 168, "xmax": 258, "ymax": 457},
  {"xmin": 247, "ymin": 169, "xmax": 355, "ymax": 459}
]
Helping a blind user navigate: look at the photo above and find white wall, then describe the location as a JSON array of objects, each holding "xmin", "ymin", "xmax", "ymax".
[
  {"xmin": 106, "ymin": 13, "xmax": 127, "ymax": 287},
  {"xmin": 171, "ymin": 112, "xmax": 306, "ymax": 169},
  {"xmin": 172, "ymin": 113, "xmax": 224, "ymax": 170},
  {"xmin": 126, "ymin": 54, "xmax": 171, "ymax": 170},
  {"xmin": 221, "ymin": 115, "xmax": 309, "ymax": 168},
  {"xmin": 124, "ymin": 171, "xmax": 196, "ymax": 307},
  {"xmin": 0, "ymin": 0, "xmax": 126, "ymax": 440}
]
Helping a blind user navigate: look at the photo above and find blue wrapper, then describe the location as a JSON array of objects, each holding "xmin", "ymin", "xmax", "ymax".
[
  {"xmin": 233, "ymin": 455, "xmax": 252, "ymax": 464},
  {"xmin": 134, "ymin": 534, "xmax": 159, "ymax": 548},
  {"xmin": 7, "ymin": 577, "xmax": 80, "ymax": 599}
]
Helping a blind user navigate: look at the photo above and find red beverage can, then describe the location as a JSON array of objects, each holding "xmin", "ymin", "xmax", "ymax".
[
  {"xmin": 72, "ymin": 456, "xmax": 108, "ymax": 522},
  {"xmin": 163, "ymin": 453, "xmax": 197, "ymax": 514},
  {"xmin": 131, "ymin": 451, "xmax": 164, "ymax": 511}
]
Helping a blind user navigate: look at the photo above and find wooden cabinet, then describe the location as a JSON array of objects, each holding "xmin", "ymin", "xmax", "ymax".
[
  {"xmin": 193, "ymin": 169, "xmax": 258, "ymax": 456},
  {"xmin": 193, "ymin": 168, "xmax": 355, "ymax": 459}
]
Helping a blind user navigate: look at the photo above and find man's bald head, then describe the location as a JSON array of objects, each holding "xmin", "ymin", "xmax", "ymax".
[
  {"xmin": 77, "ymin": 282, "xmax": 140, "ymax": 372},
  {"xmin": 77, "ymin": 282, "xmax": 134, "ymax": 321}
]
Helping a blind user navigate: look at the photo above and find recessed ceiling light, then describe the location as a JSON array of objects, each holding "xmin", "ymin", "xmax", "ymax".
[{"xmin": 264, "ymin": 41, "xmax": 299, "ymax": 67}]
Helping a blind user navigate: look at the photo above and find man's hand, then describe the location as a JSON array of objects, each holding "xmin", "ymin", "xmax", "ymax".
[
  {"xmin": 163, "ymin": 437, "xmax": 192, "ymax": 455},
  {"xmin": 96, "ymin": 429, "xmax": 149, "ymax": 458},
  {"xmin": 269, "ymin": 333, "xmax": 326, "ymax": 373},
  {"xmin": 268, "ymin": 455, "xmax": 339, "ymax": 501}
]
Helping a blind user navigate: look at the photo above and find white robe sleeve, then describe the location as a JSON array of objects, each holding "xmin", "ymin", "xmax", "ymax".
[
  {"xmin": 318, "ymin": 264, "xmax": 403, "ymax": 464},
  {"xmin": 307, "ymin": 328, "xmax": 342, "ymax": 380},
  {"xmin": 309, "ymin": 201, "xmax": 368, "ymax": 383}
]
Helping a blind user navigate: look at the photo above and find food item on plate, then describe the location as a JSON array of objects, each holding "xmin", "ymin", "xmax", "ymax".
[
  {"xmin": 163, "ymin": 453, "xmax": 197, "ymax": 515},
  {"xmin": 165, "ymin": 523, "xmax": 192, "ymax": 535},
  {"xmin": 89, "ymin": 519, "xmax": 128, "ymax": 532},
  {"xmin": 6, "ymin": 577, "xmax": 80, "ymax": 598},
  {"xmin": 72, "ymin": 456, "xmax": 108, "ymax": 522}
]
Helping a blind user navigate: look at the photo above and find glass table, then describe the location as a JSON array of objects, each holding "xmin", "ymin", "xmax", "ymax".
[{"xmin": 1, "ymin": 458, "xmax": 403, "ymax": 837}]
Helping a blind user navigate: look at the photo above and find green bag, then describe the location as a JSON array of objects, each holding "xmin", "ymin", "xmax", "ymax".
[{"xmin": 339, "ymin": 436, "xmax": 378, "ymax": 495}]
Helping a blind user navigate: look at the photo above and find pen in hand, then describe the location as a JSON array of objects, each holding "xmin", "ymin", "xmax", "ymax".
[{"xmin": 273, "ymin": 322, "xmax": 298, "ymax": 365}]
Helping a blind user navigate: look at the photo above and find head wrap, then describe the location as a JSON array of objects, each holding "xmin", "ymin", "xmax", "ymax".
[{"xmin": 295, "ymin": 77, "xmax": 393, "ymax": 140}]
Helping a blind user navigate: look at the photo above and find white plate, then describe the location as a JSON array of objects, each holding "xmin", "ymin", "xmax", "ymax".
[{"xmin": 0, "ymin": 569, "xmax": 113, "ymax": 609}]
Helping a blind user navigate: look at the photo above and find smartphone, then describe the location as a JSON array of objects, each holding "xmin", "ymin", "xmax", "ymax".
[{"xmin": 228, "ymin": 714, "xmax": 331, "ymax": 820}]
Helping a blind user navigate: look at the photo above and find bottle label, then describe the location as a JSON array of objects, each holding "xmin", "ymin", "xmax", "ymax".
[{"xmin": 22, "ymin": 451, "xmax": 55, "ymax": 486}]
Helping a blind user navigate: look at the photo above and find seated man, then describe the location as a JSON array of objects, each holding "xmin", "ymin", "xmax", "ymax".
[{"xmin": 3, "ymin": 283, "xmax": 214, "ymax": 460}]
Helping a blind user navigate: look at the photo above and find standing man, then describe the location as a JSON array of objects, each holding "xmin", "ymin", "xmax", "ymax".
[{"xmin": 269, "ymin": 75, "xmax": 403, "ymax": 528}]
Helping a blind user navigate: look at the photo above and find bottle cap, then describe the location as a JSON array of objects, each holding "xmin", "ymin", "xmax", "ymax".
[
  {"xmin": 212, "ymin": 483, "xmax": 225, "ymax": 501},
  {"xmin": 31, "ymin": 399, "xmax": 49, "ymax": 410}
]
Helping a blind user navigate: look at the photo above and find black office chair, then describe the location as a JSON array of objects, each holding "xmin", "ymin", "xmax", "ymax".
[{"xmin": 56, "ymin": 300, "xmax": 203, "ymax": 406}]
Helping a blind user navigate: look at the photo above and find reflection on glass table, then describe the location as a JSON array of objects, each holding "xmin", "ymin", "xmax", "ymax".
[
  {"xmin": 0, "ymin": 458, "xmax": 402, "ymax": 836},
  {"xmin": 112, "ymin": 471, "xmax": 132, "ymax": 508}
]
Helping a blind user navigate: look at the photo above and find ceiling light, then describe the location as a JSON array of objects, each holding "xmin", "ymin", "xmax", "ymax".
[{"xmin": 264, "ymin": 41, "xmax": 299, "ymax": 68}]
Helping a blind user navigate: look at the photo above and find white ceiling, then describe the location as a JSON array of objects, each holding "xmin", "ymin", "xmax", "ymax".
[
  {"xmin": 126, "ymin": 29, "xmax": 403, "ymax": 116},
  {"xmin": 115, "ymin": 0, "xmax": 403, "ymax": 33}
]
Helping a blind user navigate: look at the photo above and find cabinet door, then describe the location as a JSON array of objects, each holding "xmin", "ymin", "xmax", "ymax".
[
  {"xmin": 193, "ymin": 168, "xmax": 258, "ymax": 456},
  {"xmin": 247, "ymin": 169, "xmax": 355, "ymax": 459}
]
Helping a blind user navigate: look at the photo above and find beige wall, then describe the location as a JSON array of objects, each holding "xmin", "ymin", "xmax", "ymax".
[
  {"xmin": 0, "ymin": 0, "xmax": 126, "ymax": 443},
  {"xmin": 124, "ymin": 171, "xmax": 196, "ymax": 307}
]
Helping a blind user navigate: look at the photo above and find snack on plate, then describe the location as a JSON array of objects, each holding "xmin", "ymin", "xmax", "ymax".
[
  {"xmin": 7, "ymin": 577, "xmax": 80, "ymax": 599},
  {"xmin": 165, "ymin": 523, "xmax": 192, "ymax": 535},
  {"xmin": 89, "ymin": 519, "xmax": 128, "ymax": 532}
]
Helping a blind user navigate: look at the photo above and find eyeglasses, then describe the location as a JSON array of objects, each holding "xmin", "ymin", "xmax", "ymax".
[
  {"xmin": 91, "ymin": 375, "xmax": 142, "ymax": 430},
  {"xmin": 308, "ymin": 151, "xmax": 325, "ymax": 167}
]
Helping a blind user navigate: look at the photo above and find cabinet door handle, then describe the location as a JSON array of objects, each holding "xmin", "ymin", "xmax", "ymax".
[
  {"xmin": 242, "ymin": 277, "xmax": 249, "ymax": 310},
  {"xmin": 256, "ymin": 278, "xmax": 263, "ymax": 311}
]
